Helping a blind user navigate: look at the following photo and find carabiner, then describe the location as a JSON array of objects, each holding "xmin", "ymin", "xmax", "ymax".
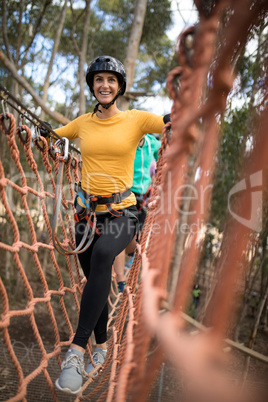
[
  {"xmin": 1, "ymin": 98, "xmax": 9, "ymax": 119},
  {"xmin": 18, "ymin": 111, "xmax": 25, "ymax": 130},
  {"xmin": 35, "ymin": 124, "xmax": 41, "ymax": 140},
  {"xmin": 54, "ymin": 137, "xmax": 69, "ymax": 162}
]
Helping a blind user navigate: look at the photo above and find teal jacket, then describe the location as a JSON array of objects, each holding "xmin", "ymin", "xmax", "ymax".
[{"xmin": 131, "ymin": 134, "xmax": 161, "ymax": 195}]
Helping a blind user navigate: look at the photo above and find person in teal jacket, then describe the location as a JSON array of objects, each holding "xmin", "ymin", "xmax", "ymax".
[
  {"xmin": 114, "ymin": 133, "xmax": 161, "ymax": 292},
  {"xmin": 132, "ymin": 134, "xmax": 161, "ymax": 194},
  {"xmin": 131, "ymin": 133, "xmax": 161, "ymax": 230}
]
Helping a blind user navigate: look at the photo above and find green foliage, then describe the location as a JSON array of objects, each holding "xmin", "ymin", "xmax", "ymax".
[
  {"xmin": 55, "ymin": 7, "xmax": 100, "ymax": 57},
  {"xmin": 208, "ymin": 24, "xmax": 267, "ymax": 235},
  {"xmin": 136, "ymin": 37, "xmax": 176, "ymax": 92},
  {"xmin": 137, "ymin": 0, "xmax": 174, "ymax": 91},
  {"xmin": 98, "ymin": 0, "xmax": 135, "ymax": 26},
  {"xmin": 0, "ymin": 0, "xmax": 53, "ymax": 62},
  {"xmin": 211, "ymin": 107, "xmax": 248, "ymax": 228},
  {"xmin": 91, "ymin": 29, "xmax": 127, "ymax": 62},
  {"xmin": 142, "ymin": 0, "xmax": 172, "ymax": 46},
  {"xmin": 238, "ymin": 54, "xmax": 258, "ymax": 96}
]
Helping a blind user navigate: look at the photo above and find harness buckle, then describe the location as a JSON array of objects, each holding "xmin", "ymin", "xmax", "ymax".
[
  {"xmin": 113, "ymin": 192, "xmax": 122, "ymax": 204},
  {"xmin": 90, "ymin": 195, "xmax": 99, "ymax": 202},
  {"xmin": 74, "ymin": 181, "xmax": 81, "ymax": 193}
]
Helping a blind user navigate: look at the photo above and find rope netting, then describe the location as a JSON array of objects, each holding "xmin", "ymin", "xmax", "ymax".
[{"xmin": 1, "ymin": 1, "xmax": 268, "ymax": 401}]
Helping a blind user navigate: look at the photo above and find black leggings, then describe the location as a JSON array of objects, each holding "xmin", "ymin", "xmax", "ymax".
[{"xmin": 72, "ymin": 207, "xmax": 137, "ymax": 349}]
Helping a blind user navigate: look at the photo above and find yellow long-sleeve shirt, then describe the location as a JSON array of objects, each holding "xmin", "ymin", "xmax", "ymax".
[{"xmin": 55, "ymin": 109, "xmax": 164, "ymax": 211}]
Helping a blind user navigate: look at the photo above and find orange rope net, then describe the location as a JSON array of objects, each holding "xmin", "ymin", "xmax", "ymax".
[{"xmin": 1, "ymin": 1, "xmax": 268, "ymax": 401}]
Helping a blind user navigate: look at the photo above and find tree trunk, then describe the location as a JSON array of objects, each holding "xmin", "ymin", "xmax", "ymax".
[
  {"xmin": 78, "ymin": 0, "xmax": 91, "ymax": 115},
  {"xmin": 169, "ymin": 152, "xmax": 200, "ymax": 304},
  {"xmin": 263, "ymin": 299, "xmax": 268, "ymax": 331},
  {"xmin": 233, "ymin": 242, "xmax": 261, "ymax": 341},
  {"xmin": 239, "ymin": 24, "xmax": 264, "ymax": 155},
  {"xmin": 41, "ymin": 0, "xmax": 68, "ymax": 120},
  {"xmin": 117, "ymin": 0, "xmax": 148, "ymax": 111},
  {"xmin": 15, "ymin": 0, "xmax": 24, "ymax": 66},
  {"xmin": 20, "ymin": 0, "xmax": 52, "ymax": 65},
  {"xmin": 242, "ymin": 281, "xmax": 268, "ymax": 383},
  {"xmin": 2, "ymin": 0, "xmax": 13, "ymax": 61}
]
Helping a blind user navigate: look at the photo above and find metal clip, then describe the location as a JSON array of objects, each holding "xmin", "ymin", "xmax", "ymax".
[
  {"xmin": 183, "ymin": 29, "xmax": 196, "ymax": 68},
  {"xmin": 35, "ymin": 124, "xmax": 41, "ymax": 140},
  {"xmin": 54, "ymin": 137, "xmax": 69, "ymax": 162},
  {"xmin": 1, "ymin": 98, "xmax": 9, "ymax": 119},
  {"xmin": 18, "ymin": 111, "xmax": 25, "ymax": 131}
]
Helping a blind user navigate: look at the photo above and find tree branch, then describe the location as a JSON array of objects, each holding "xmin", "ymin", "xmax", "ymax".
[
  {"xmin": 117, "ymin": 0, "xmax": 148, "ymax": 111},
  {"xmin": 20, "ymin": 0, "xmax": 52, "ymax": 60},
  {"xmin": 70, "ymin": 0, "xmax": 82, "ymax": 56},
  {"xmin": 0, "ymin": 50, "xmax": 70, "ymax": 125},
  {"xmin": 78, "ymin": 0, "xmax": 91, "ymax": 115},
  {"xmin": 2, "ymin": 0, "xmax": 13, "ymax": 61},
  {"xmin": 41, "ymin": 0, "xmax": 69, "ymax": 118},
  {"xmin": 15, "ymin": 0, "xmax": 24, "ymax": 65}
]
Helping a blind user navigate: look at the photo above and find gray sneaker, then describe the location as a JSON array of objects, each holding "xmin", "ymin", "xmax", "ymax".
[
  {"xmin": 55, "ymin": 348, "xmax": 84, "ymax": 394},
  {"xmin": 86, "ymin": 348, "xmax": 107, "ymax": 377}
]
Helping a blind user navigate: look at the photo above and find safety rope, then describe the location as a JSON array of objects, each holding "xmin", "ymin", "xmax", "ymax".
[
  {"xmin": 51, "ymin": 143, "xmax": 98, "ymax": 256},
  {"xmin": 0, "ymin": 84, "xmax": 80, "ymax": 155}
]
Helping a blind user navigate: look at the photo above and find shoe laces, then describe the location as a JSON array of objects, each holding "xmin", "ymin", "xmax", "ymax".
[
  {"xmin": 92, "ymin": 350, "xmax": 105, "ymax": 366},
  {"xmin": 62, "ymin": 353, "xmax": 84, "ymax": 375}
]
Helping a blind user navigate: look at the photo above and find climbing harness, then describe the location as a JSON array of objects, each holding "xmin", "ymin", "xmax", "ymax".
[
  {"xmin": 74, "ymin": 184, "xmax": 132, "ymax": 218},
  {"xmin": 51, "ymin": 137, "xmax": 88, "ymax": 255},
  {"xmin": 134, "ymin": 186, "xmax": 153, "ymax": 212},
  {"xmin": 52, "ymin": 142, "xmax": 138, "ymax": 255},
  {"xmin": 51, "ymin": 137, "xmax": 99, "ymax": 256}
]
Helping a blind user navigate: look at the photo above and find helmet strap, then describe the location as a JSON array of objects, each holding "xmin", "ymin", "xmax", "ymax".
[
  {"xmin": 93, "ymin": 102, "xmax": 102, "ymax": 114},
  {"xmin": 93, "ymin": 89, "xmax": 122, "ymax": 113}
]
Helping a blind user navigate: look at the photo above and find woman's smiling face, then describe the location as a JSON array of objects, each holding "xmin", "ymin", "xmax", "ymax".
[{"xmin": 93, "ymin": 72, "xmax": 120, "ymax": 105}]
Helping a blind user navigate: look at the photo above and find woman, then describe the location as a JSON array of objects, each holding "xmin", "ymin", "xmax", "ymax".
[{"xmin": 51, "ymin": 55, "xmax": 167, "ymax": 394}]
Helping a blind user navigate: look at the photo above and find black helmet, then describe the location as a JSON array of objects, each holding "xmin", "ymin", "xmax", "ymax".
[{"xmin": 86, "ymin": 55, "xmax": 126, "ymax": 96}]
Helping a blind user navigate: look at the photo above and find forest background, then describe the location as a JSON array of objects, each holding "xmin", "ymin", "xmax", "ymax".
[{"xmin": 0, "ymin": 0, "xmax": 267, "ymax": 380}]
